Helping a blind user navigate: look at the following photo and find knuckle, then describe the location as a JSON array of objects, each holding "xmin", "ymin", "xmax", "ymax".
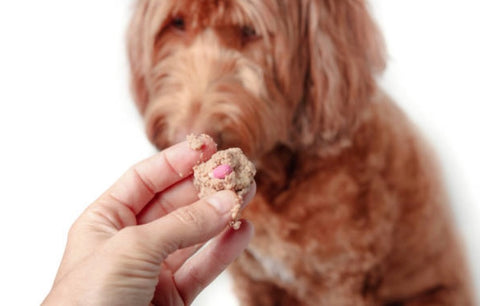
[
  {"xmin": 157, "ymin": 195, "xmax": 176, "ymax": 216},
  {"xmin": 171, "ymin": 206, "xmax": 205, "ymax": 229},
  {"xmin": 132, "ymin": 166, "xmax": 156, "ymax": 196}
]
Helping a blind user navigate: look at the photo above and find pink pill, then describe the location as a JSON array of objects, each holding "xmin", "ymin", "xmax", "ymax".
[{"xmin": 212, "ymin": 164, "xmax": 233, "ymax": 179}]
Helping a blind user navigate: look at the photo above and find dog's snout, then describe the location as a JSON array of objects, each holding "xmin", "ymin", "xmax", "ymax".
[{"xmin": 172, "ymin": 129, "xmax": 190, "ymax": 145}]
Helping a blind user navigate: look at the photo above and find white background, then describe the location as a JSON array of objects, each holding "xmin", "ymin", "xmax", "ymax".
[{"xmin": 0, "ymin": 1, "xmax": 478, "ymax": 305}]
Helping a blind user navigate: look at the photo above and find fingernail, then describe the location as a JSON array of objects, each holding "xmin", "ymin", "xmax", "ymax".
[{"xmin": 207, "ymin": 191, "xmax": 236, "ymax": 214}]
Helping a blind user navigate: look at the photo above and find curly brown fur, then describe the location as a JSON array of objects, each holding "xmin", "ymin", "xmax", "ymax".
[{"xmin": 127, "ymin": 0, "xmax": 474, "ymax": 304}]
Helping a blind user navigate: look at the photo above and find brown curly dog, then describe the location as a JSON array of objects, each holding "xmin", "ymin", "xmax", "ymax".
[{"xmin": 127, "ymin": 0, "xmax": 474, "ymax": 304}]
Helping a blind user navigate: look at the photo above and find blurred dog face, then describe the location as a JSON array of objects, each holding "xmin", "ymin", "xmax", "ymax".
[{"xmin": 128, "ymin": 0, "xmax": 385, "ymax": 158}]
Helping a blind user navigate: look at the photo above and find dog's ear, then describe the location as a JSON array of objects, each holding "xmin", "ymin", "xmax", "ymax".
[
  {"xmin": 127, "ymin": 0, "xmax": 150, "ymax": 114},
  {"xmin": 296, "ymin": 0, "xmax": 386, "ymax": 151}
]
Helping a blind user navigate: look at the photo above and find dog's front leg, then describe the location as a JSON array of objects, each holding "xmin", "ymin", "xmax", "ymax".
[{"xmin": 229, "ymin": 260, "xmax": 300, "ymax": 306}]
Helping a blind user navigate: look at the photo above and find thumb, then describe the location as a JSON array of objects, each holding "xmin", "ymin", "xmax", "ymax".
[
  {"xmin": 110, "ymin": 190, "xmax": 242, "ymax": 265},
  {"xmin": 143, "ymin": 190, "xmax": 242, "ymax": 257}
]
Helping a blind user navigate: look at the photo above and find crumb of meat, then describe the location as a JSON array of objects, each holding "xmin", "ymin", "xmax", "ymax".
[
  {"xmin": 230, "ymin": 220, "xmax": 242, "ymax": 230},
  {"xmin": 187, "ymin": 133, "xmax": 212, "ymax": 151},
  {"xmin": 229, "ymin": 202, "xmax": 242, "ymax": 230},
  {"xmin": 231, "ymin": 202, "xmax": 241, "ymax": 219},
  {"xmin": 193, "ymin": 147, "xmax": 256, "ymax": 229}
]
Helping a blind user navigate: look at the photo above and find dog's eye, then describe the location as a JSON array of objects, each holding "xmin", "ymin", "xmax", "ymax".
[
  {"xmin": 241, "ymin": 25, "xmax": 258, "ymax": 43},
  {"xmin": 171, "ymin": 17, "xmax": 186, "ymax": 31}
]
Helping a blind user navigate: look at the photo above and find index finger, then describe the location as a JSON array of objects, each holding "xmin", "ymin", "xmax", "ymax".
[{"xmin": 99, "ymin": 135, "xmax": 217, "ymax": 215}]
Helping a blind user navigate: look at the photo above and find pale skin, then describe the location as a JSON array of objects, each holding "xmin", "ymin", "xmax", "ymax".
[{"xmin": 43, "ymin": 137, "xmax": 255, "ymax": 306}]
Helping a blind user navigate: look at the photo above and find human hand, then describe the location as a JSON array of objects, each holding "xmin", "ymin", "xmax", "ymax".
[{"xmin": 43, "ymin": 138, "xmax": 255, "ymax": 306}]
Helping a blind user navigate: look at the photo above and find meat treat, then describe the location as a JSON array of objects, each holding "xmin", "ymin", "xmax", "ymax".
[
  {"xmin": 193, "ymin": 146, "xmax": 256, "ymax": 230},
  {"xmin": 187, "ymin": 133, "xmax": 212, "ymax": 151}
]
